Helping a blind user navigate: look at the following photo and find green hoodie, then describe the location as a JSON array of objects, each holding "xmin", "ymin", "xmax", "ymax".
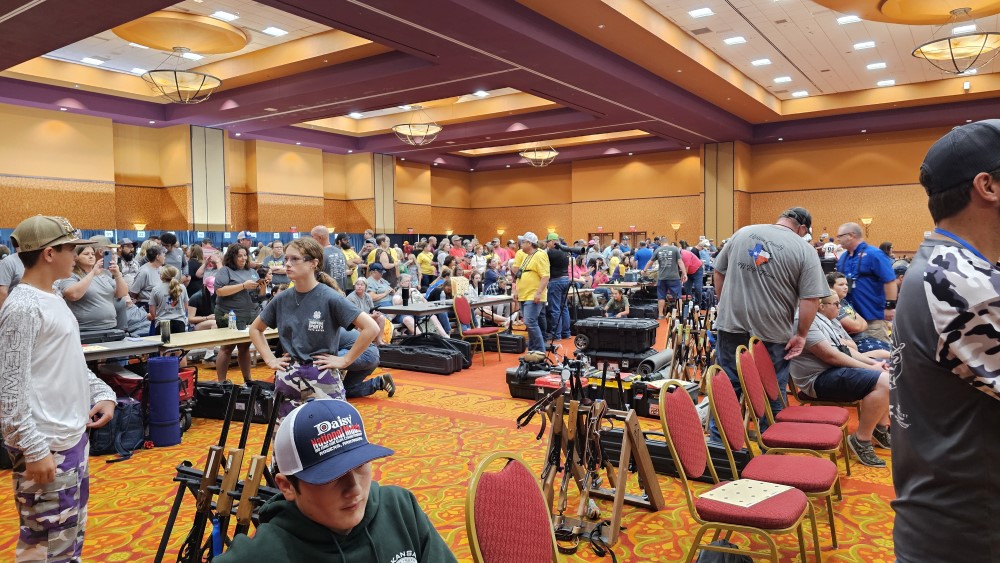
[{"xmin": 217, "ymin": 481, "xmax": 457, "ymax": 563}]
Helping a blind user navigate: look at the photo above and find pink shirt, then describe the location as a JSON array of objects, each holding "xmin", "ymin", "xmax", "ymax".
[{"xmin": 680, "ymin": 249, "xmax": 703, "ymax": 275}]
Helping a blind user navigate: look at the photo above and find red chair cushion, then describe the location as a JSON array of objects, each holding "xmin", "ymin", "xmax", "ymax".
[
  {"xmin": 737, "ymin": 349, "xmax": 769, "ymax": 419},
  {"xmin": 695, "ymin": 485, "xmax": 808, "ymax": 529},
  {"xmin": 761, "ymin": 422, "xmax": 842, "ymax": 450},
  {"xmin": 741, "ymin": 455, "xmax": 838, "ymax": 493},
  {"xmin": 474, "ymin": 460, "xmax": 553, "ymax": 562},
  {"xmin": 463, "ymin": 327, "xmax": 503, "ymax": 336},
  {"xmin": 775, "ymin": 405, "xmax": 849, "ymax": 427},
  {"xmin": 710, "ymin": 371, "xmax": 746, "ymax": 451},
  {"xmin": 664, "ymin": 388, "xmax": 708, "ymax": 479}
]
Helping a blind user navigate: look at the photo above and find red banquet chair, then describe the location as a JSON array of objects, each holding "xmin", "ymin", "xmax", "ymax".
[
  {"xmin": 707, "ymin": 365, "xmax": 839, "ymax": 551},
  {"xmin": 735, "ymin": 346, "xmax": 846, "ymax": 475},
  {"xmin": 658, "ymin": 380, "xmax": 814, "ymax": 562},
  {"xmin": 749, "ymin": 336, "xmax": 852, "ymax": 477},
  {"xmin": 466, "ymin": 452, "xmax": 560, "ymax": 562},
  {"xmin": 454, "ymin": 296, "xmax": 503, "ymax": 365}
]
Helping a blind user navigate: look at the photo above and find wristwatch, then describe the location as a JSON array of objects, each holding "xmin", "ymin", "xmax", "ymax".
[{"xmin": 884, "ymin": 299, "xmax": 897, "ymax": 310}]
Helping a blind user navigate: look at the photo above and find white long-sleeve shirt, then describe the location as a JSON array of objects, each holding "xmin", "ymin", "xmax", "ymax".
[{"xmin": 0, "ymin": 284, "xmax": 115, "ymax": 461}]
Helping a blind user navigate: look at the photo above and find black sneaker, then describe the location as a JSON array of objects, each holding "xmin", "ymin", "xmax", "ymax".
[
  {"xmin": 872, "ymin": 426, "xmax": 892, "ymax": 450},
  {"xmin": 848, "ymin": 434, "xmax": 887, "ymax": 468},
  {"xmin": 381, "ymin": 373, "xmax": 396, "ymax": 398}
]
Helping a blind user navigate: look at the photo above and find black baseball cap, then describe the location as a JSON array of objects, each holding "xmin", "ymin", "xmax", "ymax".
[
  {"xmin": 780, "ymin": 207, "xmax": 812, "ymax": 230},
  {"xmin": 920, "ymin": 119, "xmax": 1000, "ymax": 195}
]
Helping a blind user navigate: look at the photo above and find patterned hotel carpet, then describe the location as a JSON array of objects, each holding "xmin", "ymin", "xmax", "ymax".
[{"xmin": 0, "ymin": 327, "xmax": 896, "ymax": 562}]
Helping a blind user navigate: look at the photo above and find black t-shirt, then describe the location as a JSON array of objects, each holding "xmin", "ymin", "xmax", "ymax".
[
  {"xmin": 547, "ymin": 248, "xmax": 569, "ymax": 279},
  {"xmin": 189, "ymin": 289, "xmax": 215, "ymax": 317},
  {"xmin": 188, "ymin": 259, "xmax": 203, "ymax": 297}
]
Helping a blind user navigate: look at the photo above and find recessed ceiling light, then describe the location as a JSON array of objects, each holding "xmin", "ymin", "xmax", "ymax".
[
  {"xmin": 235, "ymin": 133, "xmax": 241, "ymax": 137},
  {"xmin": 837, "ymin": 15, "xmax": 861, "ymax": 25},
  {"xmin": 181, "ymin": 52, "xmax": 203, "ymax": 60},
  {"xmin": 348, "ymin": 149, "xmax": 353, "ymax": 153},
  {"xmin": 967, "ymin": 119, "xmax": 973, "ymax": 123},
  {"xmin": 688, "ymin": 7, "xmax": 714, "ymax": 18},
  {"xmin": 685, "ymin": 146, "xmax": 691, "ymax": 150},
  {"xmin": 791, "ymin": 90, "xmax": 809, "ymax": 97},
  {"xmin": 131, "ymin": 68, "xmax": 147, "ymax": 75},
  {"xmin": 59, "ymin": 107, "xmax": 67, "ymax": 111},
  {"xmin": 751, "ymin": 58, "xmax": 771, "ymax": 66},
  {"xmin": 877, "ymin": 79, "xmax": 895, "ymax": 87},
  {"xmin": 723, "ymin": 36, "xmax": 746, "ymax": 45},
  {"xmin": 470, "ymin": 168, "xmax": 475, "ymax": 171},
  {"xmin": 774, "ymin": 76, "xmax": 792, "ymax": 83},
  {"xmin": 598, "ymin": 24, "xmax": 605, "ymax": 29},
  {"xmin": 778, "ymin": 137, "xmax": 784, "ymax": 141},
  {"xmin": 506, "ymin": 164, "xmax": 511, "ymax": 168},
  {"xmin": 264, "ymin": 107, "xmax": 278, "ymax": 112},
  {"xmin": 81, "ymin": 57, "xmax": 104, "ymax": 65},
  {"xmin": 398, "ymin": 105, "xmax": 412, "ymax": 110},
  {"xmin": 628, "ymin": 152, "xmax": 633, "ymax": 156},
  {"xmin": 953, "ymin": 24, "xmax": 977, "ymax": 35},
  {"xmin": 866, "ymin": 62, "xmax": 886, "ymax": 70},
  {"xmin": 149, "ymin": 120, "xmax": 156, "ymax": 124},
  {"xmin": 854, "ymin": 41, "xmax": 876, "ymax": 50},
  {"xmin": 128, "ymin": 42, "xmax": 148, "ymax": 49},
  {"xmin": 960, "ymin": 68, "xmax": 978, "ymax": 75},
  {"xmin": 348, "ymin": 112, "xmax": 364, "ymax": 119},
  {"xmin": 295, "ymin": 142, "xmax": 301, "ymax": 145},
  {"xmin": 861, "ymin": 129, "xmax": 867, "ymax": 133},
  {"xmin": 212, "ymin": 10, "xmax": 238, "ymax": 21},
  {"xmin": 473, "ymin": 90, "xmax": 490, "ymax": 98},
  {"xmin": 400, "ymin": 158, "xmax": 405, "ymax": 161},
  {"xmin": 262, "ymin": 26, "xmax": 288, "ymax": 37},
  {"xmin": 433, "ymin": 163, "xmax": 438, "ymax": 166}
]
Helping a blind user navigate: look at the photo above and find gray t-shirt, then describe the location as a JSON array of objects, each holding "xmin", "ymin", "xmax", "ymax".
[
  {"xmin": 150, "ymin": 282, "xmax": 189, "ymax": 323},
  {"xmin": 259, "ymin": 284, "xmax": 361, "ymax": 362},
  {"xmin": 891, "ymin": 238, "xmax": 1000, "ymax": 562},
  {"xmin": 322, "ymin": 245, "xmax": 349, "ymax": 291},
  {"xmin": 164, "ymin": 247, "xmax": 187, "ymax": 279},
  {"xmin": 55, "ymin": 272, "xmax": 118, "ymax": 331},
  {"xmin": 129, "ymin": 264, "xmax": 161, "ymax": 303},
  {"xmin": 789, "ymin": 313, "xmax": 851, "ymax": 397},
  {"xmin": 213, "ymin": 266, "xmax": 259, "ymax": 317},
  {"xmin": 346, "ymin": 290, "xmax": 374, "ymax": 313},
  {"xmin": 0, "ymin": 253, "xmax": 24, "ymax": 291},
  {"xmin": 714, "ymin": 224, "xmax": 828, "ymax": 342},
  {"xmin": 263, "ymin": 254, "xmax": 289, "ymax": 286},
  {"xmin": 651, "ymin": 245, "xmax": 682, "ymax": 281}
]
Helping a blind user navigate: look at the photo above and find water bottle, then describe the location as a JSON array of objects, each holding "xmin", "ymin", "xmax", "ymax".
[{"xmin": 228, "ymin": 310, "xmax": 238, "ymax": 330}]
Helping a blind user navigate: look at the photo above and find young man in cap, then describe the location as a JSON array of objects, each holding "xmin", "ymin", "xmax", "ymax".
[
  {"xmin": 892, "ymin": 119, "xmax": 1000, "ymax": 562},
  {"xmin": 511, "ymin": 232, "xmax": 550, "ymax": 361},
  {"xmin": 0, "ymin": 215, "xmax": 116, "ymax": 562},
  {"xmin": 217, "ymin": 399, "xmax": 454, "ymax": 562}
]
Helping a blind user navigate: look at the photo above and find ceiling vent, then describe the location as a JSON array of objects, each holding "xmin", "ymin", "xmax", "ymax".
[
  {"xmin": 774, "ymin": 19, "xmax": 788, "ymax": 24},
  {"xmin": 690, "ymin": 27, "xmax": 712, "ymax": 35}
]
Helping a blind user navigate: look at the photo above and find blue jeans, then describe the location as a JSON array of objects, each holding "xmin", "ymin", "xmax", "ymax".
[
  {"xmin": 546, "ymin": 277, "xmax": 571, "ymax": 340},
  {"xmin": 683, "ymin": 266, "xmax": 704, "ymax": 304},
  {"xmin": 435, "ymin": 313, "xmax": 452, "ymax": 335},
  {"xmin": 521, "ymin": 300, "xmax": 546, "ymax": 352},
  {"xmin": 709, "ymin": 330, "xmax": 790, "ymax": 444},
  {"xmin": 336, "ymin": 328, "xmax": 381, "ymax": 398}
]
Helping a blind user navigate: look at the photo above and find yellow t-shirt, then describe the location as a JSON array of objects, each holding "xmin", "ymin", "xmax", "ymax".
[
  {"xmin": 417, "ymin": 251, "xmax": 436, "ymax": 276},
  {"xmin": 609, "ymin": 256, "xmax": 626, "ymax": 277},
  {"xmin": 343, "ymin": 248, "xmax": 361, "ymax": 284},
  {"xmin": 514, "ymin": 248, "xmax": 550, "ymax": 302}
]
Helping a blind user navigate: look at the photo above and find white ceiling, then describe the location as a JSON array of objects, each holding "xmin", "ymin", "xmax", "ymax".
[
  {"xmin": 44, "ymin": 0, "xmax": 330, "ymax": 77},
  {"xmin": 347, "ymin": 88, "xmax": 524, "ymax": 119},
  {"xmin": 643, "ymin": 0, "xmax": 999, "ymax": 99}
]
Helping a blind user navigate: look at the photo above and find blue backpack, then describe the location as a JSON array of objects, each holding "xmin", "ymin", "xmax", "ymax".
[{"xmin": 90, "ymin": 398, "xmax": 145, "ymax": 462}]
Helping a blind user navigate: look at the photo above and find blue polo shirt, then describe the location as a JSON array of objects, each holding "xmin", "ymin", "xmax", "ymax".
[
  {"xmin": 836, "ymin": 241, "xmax": 895, "ymax": 321},
  {"xmin": 635, "ymin": 247, "xmax": 653, "ymax": 270}
]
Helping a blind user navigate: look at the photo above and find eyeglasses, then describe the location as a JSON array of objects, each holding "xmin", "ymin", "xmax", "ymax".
[
  {"xmin": 835, "ymin": 233, "xmax": 852, "ymax": 239},
  {"xmin": 823, "ymin": 300, "xmax": 841, "ymax": 306},
  {"xmin": 286, "ymin": 256, "xmax": 313, "ymax": 264}
]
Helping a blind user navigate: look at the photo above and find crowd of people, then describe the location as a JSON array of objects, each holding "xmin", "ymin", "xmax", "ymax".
[{"xmin": 1, "ymin": 119, "xmax": 998, "ymax": 562}]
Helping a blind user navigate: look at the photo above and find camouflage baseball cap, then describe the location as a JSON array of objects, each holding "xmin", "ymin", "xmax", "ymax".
[{"xmin": 11, "ymin": 215, "xmax": 94, "ymax": 252}]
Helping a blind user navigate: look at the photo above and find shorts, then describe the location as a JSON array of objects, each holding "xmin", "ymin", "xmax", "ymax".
[
  {"xmin": 812, "ymin": 367, "xmax": 880, "ymax": 402},
  {"xmin": 214, "ymin": 308, "xmax": 254, "ymax": 330},
  {"xmin": 274, "ymin": 362, "xmax": 346, "ymax": 423},
  {"xmin": 656, "ymin": 279, "xmax": 682, "ymax": 300}
]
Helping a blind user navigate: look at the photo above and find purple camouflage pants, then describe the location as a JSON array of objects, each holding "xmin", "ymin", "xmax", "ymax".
[
  {"xmin": 274, "ymin": 362, "xmax": 346, "ymax": 426},
  {"xmin": 9, "ymin": 434, "xmax": 89, "ymax": 563}
]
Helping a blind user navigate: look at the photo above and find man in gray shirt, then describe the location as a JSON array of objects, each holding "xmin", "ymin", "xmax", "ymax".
[
  {"xmin": 790, "ymin": 291, "xmax": 890, "ymax": 467},
  {"xmin": 641, "ymin": 240, "xmax": 686, "ymax": 318},
  {"xmin": 711, "ymin": 207, "xmax": 829, "ymax": 440},
  {"xmin": 160, "ymin": 233, "xmax": 188, "ymax": 283},
  {"xmin": 892, "ymin": 120, "xmax": 1000, "ymax": 562},
  {"xmin": 310, "ymin": 226, "xmax": 348, "ymax": 292},
  {"xmin": 0, "ymin": 250, "xmax": 24, "ymax": 311}
]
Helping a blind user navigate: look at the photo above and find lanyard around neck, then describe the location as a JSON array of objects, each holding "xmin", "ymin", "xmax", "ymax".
[{"xmin": 933, "ymin": 227, "xmax": 990, "ymax": 264}]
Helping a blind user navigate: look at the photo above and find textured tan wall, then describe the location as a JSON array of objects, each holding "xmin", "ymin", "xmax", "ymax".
[
  {"xmin": 394, "ymin": 203, "xmax": 432, "ymax": 234},
  {"xmin": 734, "ymin": 191, "xmax": 752, "ymax": 230},
  {"xmin": 432, "ymin": 206, "xmax": 475, "ymax": 235},
  {"xmin": 572, "ymin": 195, "xmax": 704, "ymax": 244},
  {"xmin": 469, "ymin": 204, "xmax": 573, "ymax": 243},
  {"xmin": 114, "ymin": 184, "xmax": 192, "ymax": 230},
  {"xmin": 230, "ymin": 192, "xmax": 250, "ymax": 231},
  {"xmin": 342, "ymin": 199, "xmax": 376, "ymax": 232},
  {"xmin": 252, "ymin": 193, "xmax": 325, "ymax": 231},
  {"xmin": 749, "ymin": 184, "xmax": 932, "ymax": 252},
  {"xmin": 0, "ymin": 176, "xmax": 114, "ymax": 229}
]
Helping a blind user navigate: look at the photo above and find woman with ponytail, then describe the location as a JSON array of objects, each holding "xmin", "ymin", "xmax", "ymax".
[
  {"xmin": 147, "ymin": 265, "xmax": 189, "ymax": 336},
  {"xmin": 249, "ymin": 237, "xmax": 380, "ymax": 422}
]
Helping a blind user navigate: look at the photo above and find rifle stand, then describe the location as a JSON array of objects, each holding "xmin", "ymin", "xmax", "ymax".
[{"xmin": 540, "ymin": 400, "xmax": 663, "ymax": 548}]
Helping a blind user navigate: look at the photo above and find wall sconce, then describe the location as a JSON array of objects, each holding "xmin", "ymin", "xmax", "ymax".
[
  {"xmin": 133, "ymin": 223, "xmax": 146, "ymax": 231},
  {"xmin": 496, "ymin": 229, "xmax": 505, "ymax": 236},
  {"xmin": 671, "ymin": 222, "xmax": 681, "ymax": 240},
  {"xmin": 547, "ymin": 227, "xmax": 556, "ymax": 234},
  {"xmin": 407, "ymin": 227, "xmax": 414, "ymax": 234},
  {"xmin": 445, "ymin": 229, "xmax": 454, "ymax": 236},
  {"xmin": 629, "ymin": 225, "xmax": 636, "ymax": 232},
  {"xmin": 597, "ymin": 226, "xmax": 604, "ymax": 232},
  {"xmin": 860, "ymin": 216, "xmax": 873, "ymax": 237}
]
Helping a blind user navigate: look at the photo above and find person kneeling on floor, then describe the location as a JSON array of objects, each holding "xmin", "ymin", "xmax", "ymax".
[
  {"xmin": 337, "ymin": 327, "xmax": 395, "ymax": 398},
  {"xmin": 789, "ymin": 290, "xmax": 892, "ymax": 468},
  {"xmin": 217, "ymin": 399, "xmax": 456, "ymax": 563}
]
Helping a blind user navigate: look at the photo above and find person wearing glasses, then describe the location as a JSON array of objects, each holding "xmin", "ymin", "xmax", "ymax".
[
  {"xmin": 790, "ymin": 290, "xmax": 891, "ymax": 468},
  {"xmin": 835, "ymin": 222, "xmax": 897, "ymax": 347}
]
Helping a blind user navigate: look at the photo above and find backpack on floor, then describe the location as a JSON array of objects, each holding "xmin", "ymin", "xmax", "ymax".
[
  {"xmin": 90, "ymin": 397, "xmax": 145, "ymax": 462},
  {"xmin": 695, "ymin": 540, "xmax": 753, "ymax": 563}
]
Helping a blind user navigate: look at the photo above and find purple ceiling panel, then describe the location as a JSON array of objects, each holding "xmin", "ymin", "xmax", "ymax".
[{"xmin": 0, "ymin": 77, "xmax": 165, "ymax": 124}]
